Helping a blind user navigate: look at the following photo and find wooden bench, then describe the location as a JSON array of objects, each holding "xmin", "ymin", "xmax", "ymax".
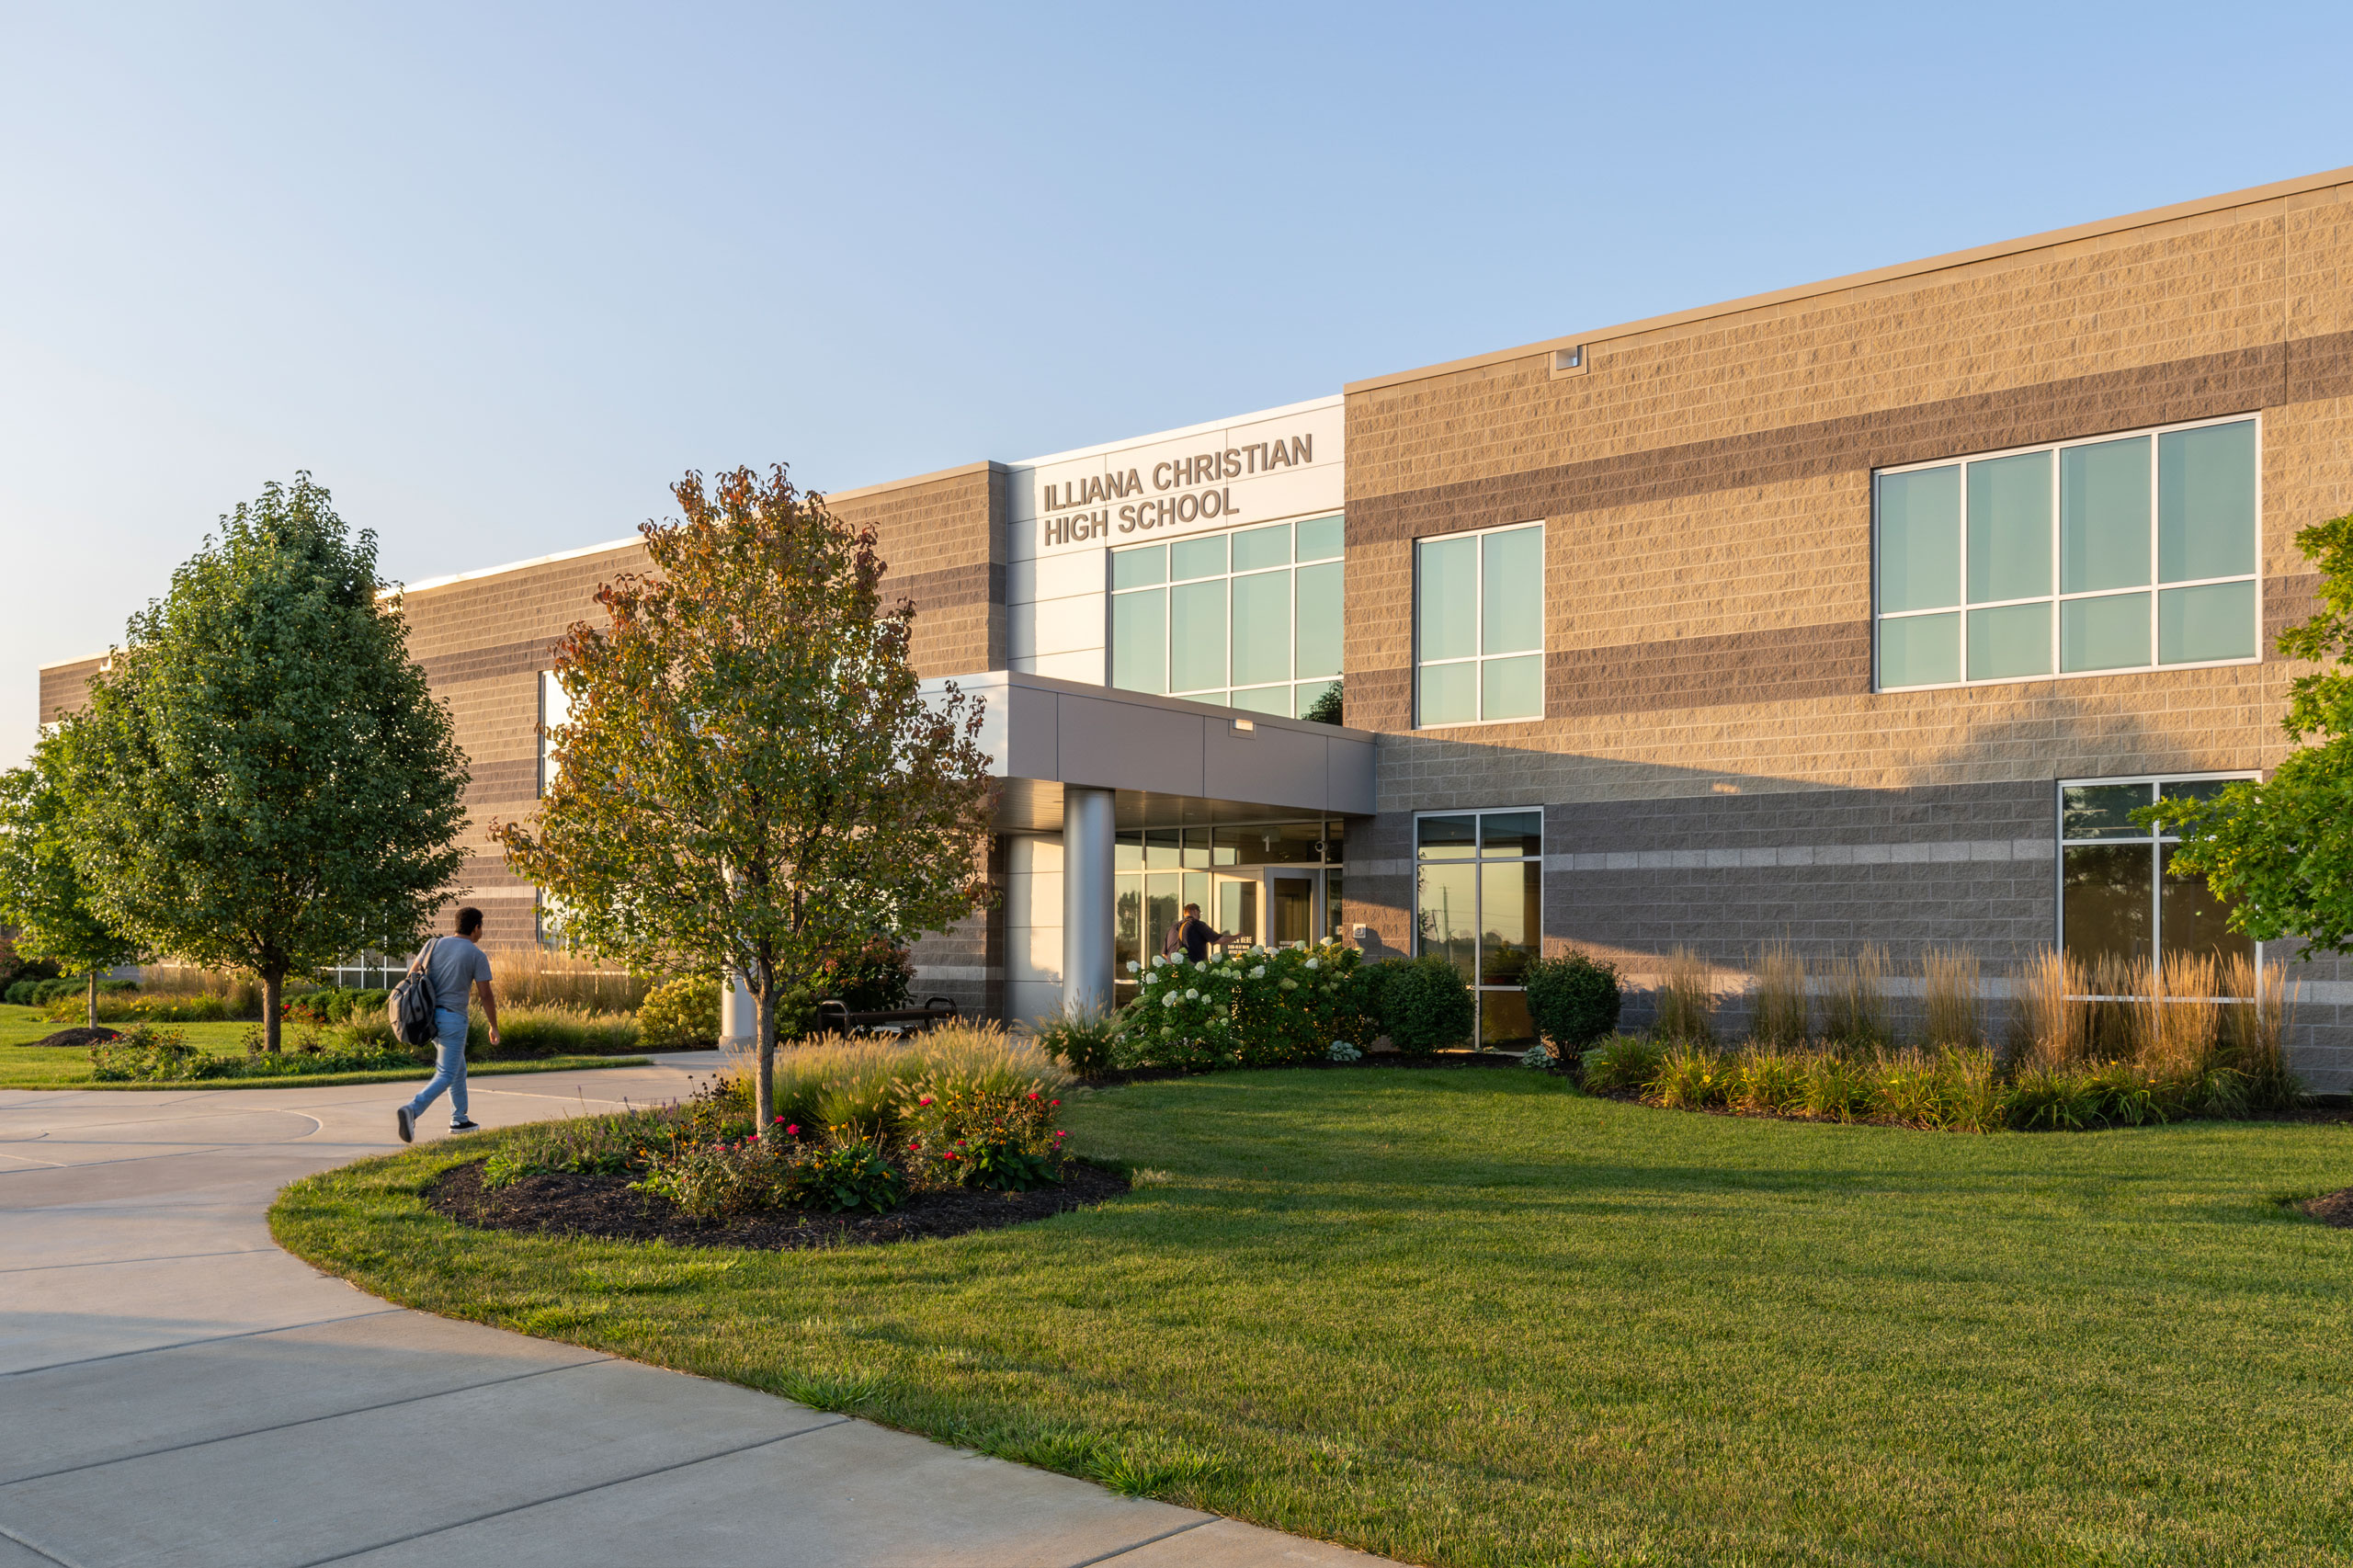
[{"xmin": 814, "ymin": 996, "xmax": 961, "ymax": 1038}]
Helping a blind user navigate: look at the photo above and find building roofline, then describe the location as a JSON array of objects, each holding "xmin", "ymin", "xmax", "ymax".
[
  {"xmin": 392, "ymin": 534, "xmax": 644, "ymax": 597},
  {"xmin": 821, "ymin": 460, "xmax": 1006, "ymax": 506},
  {"xmin": 1346, "ymin": 163, "xmax": 2353, "ymax": 396},
  {"xmin": 1005, "ymin": 393, "xmax": 1344, "ymax": 471},
  {"xmin": 37, "ymin": 649, "xmax": 114, "ymax": 675}
]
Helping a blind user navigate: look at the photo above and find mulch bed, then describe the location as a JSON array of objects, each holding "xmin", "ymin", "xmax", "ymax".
[
  {"xmin": 427, "ymin": 1158, "xmax": 1131, "ymax": 1252},
  {"xmin": 24, "ymin": 1026, "xmax": 121, "ymax": 1049},
  {"xmin": 2302, "ymin": 1188, "xmax": 2353, "ymax": 1228}
]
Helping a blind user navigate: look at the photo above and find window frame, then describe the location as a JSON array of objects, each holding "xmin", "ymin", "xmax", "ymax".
[
  {"xmin": 2055, "ymin": 770, "xmax": 2259, "ymax": 977},
  {"xmin": 1412, "ymin": 520, "xmax": 1547, "ymax": 729},
  {"xmin": 1874, "ymin": 413, "xmax": 2263, "ymax": 693},
  {"xmin": 1106, "ymin": 515, "xmax": 1344, "ymax": 718},
  {"xmin": 1412, "ymin": 805, "xmax": 1544, "ymax": 1048}
]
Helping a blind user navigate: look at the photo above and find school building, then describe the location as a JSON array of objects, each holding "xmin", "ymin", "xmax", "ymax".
[{"xmin": 37, "ymin": 165, "xmax": 2353, "ymax": 1086}]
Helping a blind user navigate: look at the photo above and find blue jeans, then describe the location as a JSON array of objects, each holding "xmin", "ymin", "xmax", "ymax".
[{"xmin": 404, "ymin": 1006, "xmax": 470, "ymax": 1126}]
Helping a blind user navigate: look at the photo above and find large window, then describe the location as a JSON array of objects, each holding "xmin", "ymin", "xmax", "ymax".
[
  {"xmin": 1415, "ymin": 808, "xmax": 1540, "ymax": 1047},
  {"xmin": 1415, "ymin": 523, "xmax": 1543, "ymax": 726},
  {"xmin": 1876, "ymin": 416, "xmax": 2259, "ymax": 690},
  {"xmin": 1109, "ymin": 516, "xmax": 1343, "ymax": 717},
  {"xmin": 2060, "ymin": 776, "xmax": 2254, "ymax": 970}
]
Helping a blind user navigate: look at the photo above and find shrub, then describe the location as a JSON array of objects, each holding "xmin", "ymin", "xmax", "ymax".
[
  {"xmin": 1033, "ymin": 1007, "xmax": 1120, "ymax": 1076},
  {"xmin": 1578, "ymin": 1035, "xmax": 1663, "ymax": 1093},
  {"xmin": 637, "ymin": 976, "xmax": 721, "ymax": 1047},
  {"xmin": 1114, "ymin": 940, "xmax": 1371, "ymax": 1070},
  {"xmin": 88, "ymin": 1023, "xmax": 200, "ymax": 1081},
  {"xmin": 812, "ymin": 935, "xmax": 915, "ymax": 1013},
  {"xmin": 779, "ymin": 1135, "xmax": 910, "ymax": 1212},
  {"xmin": 630, "ymin": 1136, "xmax": 790, "ymax": 1221},
  {"xmin": 899, "ymin": 1079, "xmax": 1067, "ymax": 1190},
  {"xmin": 1522, "ymin": 950, "xmax": 1622, "ymax": 1049},
  {"xmin": 1372, "ymin": 955, "xmax": 1475, "ymax": 1056}
]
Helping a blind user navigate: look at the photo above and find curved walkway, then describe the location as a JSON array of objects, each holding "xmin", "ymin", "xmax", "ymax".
[{"xmin": 0, "ymin": 1059, "xmax": 1393, "ymax": 1568}]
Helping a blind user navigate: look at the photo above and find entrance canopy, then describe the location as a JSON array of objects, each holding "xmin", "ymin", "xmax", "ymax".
[{"xmin": 923, "ymin": 670, "xmax": 1376, "ymax": 831}]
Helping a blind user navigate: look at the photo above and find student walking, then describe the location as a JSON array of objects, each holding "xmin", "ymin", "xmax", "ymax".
[
  {"xmin": 394, "ymin": 906, "xmax": 501, "ymax": 1142},
  {"xmin": 1165, "ymin": 902, "xmax": 1233, "ymax": 965}
]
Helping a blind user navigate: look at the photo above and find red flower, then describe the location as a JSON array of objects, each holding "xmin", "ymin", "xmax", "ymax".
[{"xmin": 785, "ymin": 1123, "xmax": 800, "ymax": 1135}]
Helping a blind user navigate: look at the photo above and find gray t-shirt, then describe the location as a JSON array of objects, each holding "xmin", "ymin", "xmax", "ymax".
[{"xmin": 412, "ymin": 936, "xmax": 493, "ymax": 1014}]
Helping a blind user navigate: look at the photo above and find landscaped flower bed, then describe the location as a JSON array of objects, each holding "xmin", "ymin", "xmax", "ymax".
[{"xmin": 433, "ymin": 1025, "xmax": 1112, "ymax": 1247}]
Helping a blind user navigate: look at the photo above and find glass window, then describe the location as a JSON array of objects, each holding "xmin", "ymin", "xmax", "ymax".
[
  {"xmin": 1415, "ymin": 523, "xmax": 1543, "ymax": 725},
  {"xmin": 1876, "ymin": 417, "xmax": 2258, "ymax": 690},
  {"xmin": 1232, "ymin": 523, "xmax": 1291, "ymax": 573},
  {"xmin": 1296, "ymin": 515, "xmax": 1344, "ymax": 562},
  {"xmin": 1876, "ymin": 465, "xmax": 1960, "ymax": 613},
  {"xmin": 1415, "ymin": 807, "xmax": 1541, "ymax": 1049},
  {"xmin": 2059, "ymin": 776, "xmax": 2254, "ymax": 972},
  {"xmin": 1110, "ymin": 517, "xmax": 1345, "ymax": 712}
]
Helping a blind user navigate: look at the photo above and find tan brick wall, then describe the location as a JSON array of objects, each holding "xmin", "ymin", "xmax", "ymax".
[
  {"xmin": 825, "ymin": 462, "xmax": 1006, "ymax": 676},
  {"xmin": 1344, "ymin": 178, "xmax": 2353, "ymax": 801}
]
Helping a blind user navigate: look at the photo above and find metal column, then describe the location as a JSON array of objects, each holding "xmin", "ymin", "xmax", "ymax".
[
  {"xmin": 1060, "ymin": 785, "xmax": 1116, "ymax": 1017},
  {"xmin": 719, "ymin": 970, "xmax": 757, "ymax": 1049}
]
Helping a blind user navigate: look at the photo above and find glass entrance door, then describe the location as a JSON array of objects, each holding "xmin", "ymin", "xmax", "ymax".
[{"xmin": 1267, "ymin": 870, "xmax": 1319, "ymax": 948}]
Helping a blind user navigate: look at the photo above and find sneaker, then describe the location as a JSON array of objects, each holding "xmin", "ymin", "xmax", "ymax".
[
  {"xmin": 449, "ymin": 1119, "xmax": 481, "ymax": 1133},
  {"xmin": 395, "ymin": 1106, "xmax": 415, "ymax": 1143}
]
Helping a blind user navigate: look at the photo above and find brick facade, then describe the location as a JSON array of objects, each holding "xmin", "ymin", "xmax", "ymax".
[{"xmin": 1339, "ymin": 170, "xmax": 2353, "ymax": 1088}]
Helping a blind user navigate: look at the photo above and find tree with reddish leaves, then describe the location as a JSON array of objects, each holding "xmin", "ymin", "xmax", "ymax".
[{"xmin": 494, "ymin": 466, "xmax": 996, "ymax": 1143}]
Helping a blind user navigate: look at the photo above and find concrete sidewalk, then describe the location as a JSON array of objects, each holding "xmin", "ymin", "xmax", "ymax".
[{"xmin": 0, "ymin": 1059, "xmax": 1396, "ymax": 1567}]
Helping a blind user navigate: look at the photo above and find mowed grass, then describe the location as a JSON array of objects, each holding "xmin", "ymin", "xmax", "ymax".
[
  {"xmin": 0, "ymin": 1004, "xmax": 646, "ymax": 1089},
  {"xmin": 270, "ymin": 1070, "xmax": 2353, "ymax": 1567}
]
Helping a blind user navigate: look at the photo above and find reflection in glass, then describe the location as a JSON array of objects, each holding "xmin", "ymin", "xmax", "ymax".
[
  {"xmin": 2161, "ymin": 844, "xmax": 2255, "ymax": 966},
  {"xmin": 1215, "ymin": 877, "xmax": 1258, "ymax": 948},
  {"xmin": 1481, "ymin": 811, "xmax": 1542, "ymax": 858},
  {"xmin": 2063, "ymin": 845, "xmax": 2153, "ymax": 966},
  {"xmin": 1876, "ymin": 465, "xmax": 1961, "ymax": 612},
  {"xmin": 1416, "ymin": 863, "xmax": 1478, "ymax": 980},
  {"xmin": 1115, "ymin": 874, "xmax": 1142, "ymax": 974},
  {"xmin": 1479, "ymin": 861, "xmax": 1539, "ymax": 984},
  {"xmin": 1294, "ymin": 679, "xmax": 1337, "ymax": 720},
  {"xmin": 1232, "ymin": 685, "xmax": 1290, "ymax": 715},
  {"xmin": 1417, "ymin": 815, "xmax": 1478, "ymax": 859},
  {"xmin": 1145, "ymin": 876, "xmax": 1179, "ymax": 959},
  {"xmin": 2059, "ymin": 436, "xmax": 2150, "ymax": 593},
  {"xmin": 2061, "ymin": 783, "xmax": 2153, "ymax": 840},
  {"xmin": 1143, "ymin": 827, "xmax": 1180, "ymax": 869},
  {"xmin": 1215, "ymin": 823, "xmax": 1324, "ymax": 866},
  {"xmin": 1326, "ymin": 870, "xmax": 1345, "ymax": 940},
  {"xmin": 1967, "ymin": 449, "xmax": 2052, "ymax": 603},
  {"xmin": 2159, "ymin": 421, "xmax": 2256, "ymax": 583},
  {"xmin": 1480, "ymin": 990, "xmax": 1535, "ymax": 1049}
]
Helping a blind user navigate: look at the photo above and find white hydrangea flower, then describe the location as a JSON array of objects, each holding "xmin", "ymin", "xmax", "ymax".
[
  {"xmin": 1185, "ymin": 988, "xmax": 1199, "ymax": 1000},
  {"xmin": 1127, "ymin": 960, "xmax": 1140, "ymax": 974},
  {"xmin": 1250, "ymin": 965, "xmax": 1266, "ymax": 979},
  {"xmin": 1151, "ymin": 954, "xmax": 1165, "ymax": 969},
  {"xmin": 1162, "ymin": 991, "xmax": 1179, "ymax": 1008},
  {"xmin": 1143, "ymin": 971, "xmax": 1159, "ymax": 985},
  {"xmin": 1279, "ymin": 978, "xmax": 1298, "ymax": 991},
  {"xmin": 1305, "ymin": 958, "xmax": 1320, "ymax": 971}
]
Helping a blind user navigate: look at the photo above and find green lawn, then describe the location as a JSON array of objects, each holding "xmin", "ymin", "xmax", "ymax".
[
  {"xmin": 270, "ymin": 1070, "xmax": 2353, "ymax": 1567},
  {"xmin": 0, "ymin": 1004, "xmax": 646, "ymax": 1089}
]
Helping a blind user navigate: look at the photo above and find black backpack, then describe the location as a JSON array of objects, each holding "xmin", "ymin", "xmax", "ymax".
[{"xmin": 389, "ymin": 937, "xmax": 442, "ymax": 1048}]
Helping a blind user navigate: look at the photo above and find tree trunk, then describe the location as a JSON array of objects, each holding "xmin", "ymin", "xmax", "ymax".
[
  {"xmin": 85, "ymin": 970, "xmax": 97, "ymax": 1030},
  {"xmin": 263, "ymin": 971, "xmax": 282, "ymax": 1052},
  {"xmin": 755, "ymin": 980, "xmax": 779, "ymax": 1147}
]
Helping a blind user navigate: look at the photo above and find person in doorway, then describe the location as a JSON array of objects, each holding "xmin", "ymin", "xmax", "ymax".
[
  {"xmin": 1165, "ymin": 902, "xmax": 1235, "ymax": 965},
  {"xmin": 394, "ymin": 906, "xmax": 500, "ymax": 1142}
]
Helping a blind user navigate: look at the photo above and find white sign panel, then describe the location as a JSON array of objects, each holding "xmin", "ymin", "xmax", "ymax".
[{"xmin": 1010, "ymin": 398, "xmax": 1344, "ymax": 559}]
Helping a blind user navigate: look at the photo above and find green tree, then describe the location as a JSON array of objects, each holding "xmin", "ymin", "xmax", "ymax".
[
  {"xmin": 57, "ymin": 475, "xmax": 470, "ymax": 1049},
  {"xmin": 0, "ymin": 732, "xmax": 145, "ymax": 1028},
  {"xmin": 2146, "ymin": 511, "xmax": 2353, "ymax": 952},
  {"xmin": 494, "ymin": 465, "xmax": 996, "ymax": 1145}
]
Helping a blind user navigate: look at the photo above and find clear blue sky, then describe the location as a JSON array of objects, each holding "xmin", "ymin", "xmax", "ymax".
[{"xmin": 6, "ymin": 1, "xmax": 2350, "ymax": 767}]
